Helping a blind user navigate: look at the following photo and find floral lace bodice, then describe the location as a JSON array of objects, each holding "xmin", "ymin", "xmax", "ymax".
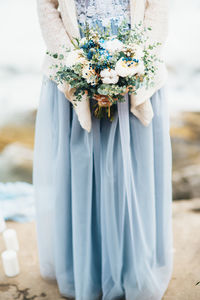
[{"xmin": 75, "ymin": 0, "xmax": 131, "ymax": 28}]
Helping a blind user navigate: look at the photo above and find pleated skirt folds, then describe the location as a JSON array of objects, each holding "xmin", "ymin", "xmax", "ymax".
[{"xmin": 33, "ymin": 77, "xmax": 173, "ymax": 300}]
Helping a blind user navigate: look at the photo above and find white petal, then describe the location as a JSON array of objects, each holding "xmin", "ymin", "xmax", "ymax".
[{"xmin": 102, "ymin": 77, "xmax": 112, "ymax": 84}]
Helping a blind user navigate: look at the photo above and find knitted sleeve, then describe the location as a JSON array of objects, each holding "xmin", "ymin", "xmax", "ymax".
[
  {"xmin": 143, "ymin": 0, "xmax": 169, "ymax": 57},
  {"xmin": 129, "ymin": 0, "xmax": 169, "ymax": 126},
  {"xmin": 37, "ymin": 0, "xmax": 92, "ymax": 132},
  {"xmin": 37, "ymin": 0, "xmax": 72, "ymax": 53}
]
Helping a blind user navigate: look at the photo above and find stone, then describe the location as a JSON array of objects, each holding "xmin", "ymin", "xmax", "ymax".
[
  {"xmin": 173, "ymin": 165, "xmax": 200, "ymax": 200},
  {"xmin": 0, "ymin": 110, "xmax": 36, "ymax": 152},
  {"xmin": 171, "ymin": 112, "xmax": 200, "ymax": 199},
  {"xmin": 0, "ymin": 143, "xmax": 33, "ymax": 183}
]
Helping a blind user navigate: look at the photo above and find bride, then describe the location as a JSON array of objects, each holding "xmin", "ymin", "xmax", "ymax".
[{"xmin": 33, "ymin": 0, "xmax": 172, "ymax": 299}]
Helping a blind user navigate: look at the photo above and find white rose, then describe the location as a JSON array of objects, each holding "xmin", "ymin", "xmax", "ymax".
[
  {"xmin": 115, "ymin": 58, "xmax": 134, "ymax": 77},
  {"xmin": 115, "ymin": 58, "xmax": 145, "ymax": 77},
  {"xmin": 100, "ymin": 68, "xmax": 119, "ymax": 84},
  {"xmin": 104, "ymin": 39, "xmax": 124, "ymax": 54},
  {"xmin": 65, "ymin": 49, "xmax": 86, "ymax": 67}
]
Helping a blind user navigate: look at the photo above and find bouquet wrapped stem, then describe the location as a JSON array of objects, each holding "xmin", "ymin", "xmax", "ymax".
[{"xmin": 93, "ymin": 94, "xmax": 116, "ymax": 118}]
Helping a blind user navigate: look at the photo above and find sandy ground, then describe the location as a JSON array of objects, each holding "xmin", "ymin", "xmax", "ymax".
[{"xmin": 0, "ymin": 199, "xmax": 200, "ymax": 300}]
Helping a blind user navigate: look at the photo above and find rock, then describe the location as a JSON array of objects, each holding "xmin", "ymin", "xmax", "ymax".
[
  {"xmin": 0, "ymin": 109, "xmax": 200, "ymax": 197},
  {"xmin": 0, "ymin": 110, "xmax": 36, "ymax": 152},
  {"xmin": 171, "ymin": 112, "xmax": 200, "ymax": 199},
  {"xmin": 173, "ymin": 165, "xmax": 200, "ymax": 200},
  {"xmin": 0, "ymin": 143, "xmax": 33, "ymax": 183},
  {"xmin": 0, "ymin": 109, "xmax": 36, "ymax": 182}
]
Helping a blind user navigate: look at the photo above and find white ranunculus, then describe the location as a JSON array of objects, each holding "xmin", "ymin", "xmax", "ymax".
[
  {"xmin": 101, "ymin": 77, "xmax": 112, "ymax": 84},
  {"xmin": 100, "ymin": 68, "xmax": 119, "ymax": 84},
  {"xmin": 115, "ymin": 58, "xmax": 145, "ymax": 77},
  {"xmin": 65, "ymin": 49, "xmax": 86, "ymax": 67},
  {"xmin": 104, "ymin": 39, "xmax": 124, "ymax": 54},
  {"xmin": 115, "ymin": 58, "xmax": 134, "ymax": 77}
]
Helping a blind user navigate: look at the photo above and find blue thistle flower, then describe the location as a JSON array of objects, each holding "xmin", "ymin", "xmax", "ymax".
[{"xmin": 87, "ymin": 50, "xmax": 94, "ymax": 60}]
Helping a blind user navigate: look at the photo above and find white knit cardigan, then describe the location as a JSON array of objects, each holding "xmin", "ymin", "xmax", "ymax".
[{"xmin": 37, "ymin": 0, "xmax": 169, "ymax": 132}]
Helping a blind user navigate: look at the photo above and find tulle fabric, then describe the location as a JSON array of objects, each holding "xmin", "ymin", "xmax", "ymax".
[{"xmin": 33, "ymin": 77, "xmax": 173, "ymax": 300}]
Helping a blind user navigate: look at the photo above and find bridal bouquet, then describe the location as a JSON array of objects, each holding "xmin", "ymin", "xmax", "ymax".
[{"xmin": 48, "ymin": 21, "xmax": 161, "ymax": 120}]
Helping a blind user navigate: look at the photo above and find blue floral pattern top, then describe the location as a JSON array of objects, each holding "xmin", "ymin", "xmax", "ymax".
[{"xmin": 75, "ymin": 0, "xmax": 131, "ymax": 30}]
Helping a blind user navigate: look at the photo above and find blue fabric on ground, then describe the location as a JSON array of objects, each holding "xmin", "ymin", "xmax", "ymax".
[{"xmin": 0, "ymin": 182, "xmax": 35, "ymax": 222}]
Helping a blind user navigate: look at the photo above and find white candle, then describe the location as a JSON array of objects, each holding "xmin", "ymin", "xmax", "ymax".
[
  {"xmin": 0, "ymin": 215, "xmax": 6, "ymax": 233},
  {"xmin": 1, "ymin": 250, "xmax": 20, "ymax": 277},
  {"xmin": 3, "ymin": 229, "xmax": 19, "ymax": 251}
]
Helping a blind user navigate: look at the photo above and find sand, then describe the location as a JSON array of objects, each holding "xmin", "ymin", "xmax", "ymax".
[{"xmin": 0, "ymin": 199, "xmax": 200, "ymax": 300}]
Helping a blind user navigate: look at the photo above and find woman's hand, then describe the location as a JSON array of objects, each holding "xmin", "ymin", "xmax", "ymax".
[{"xmin": 60, "ymin": 83, "xmax": 92, "ymax": 132}]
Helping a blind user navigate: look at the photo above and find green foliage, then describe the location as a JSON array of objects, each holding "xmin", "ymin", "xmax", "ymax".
[{"xmin": 47, "ymin": 20, "xmax": 161, "ymax": 120}]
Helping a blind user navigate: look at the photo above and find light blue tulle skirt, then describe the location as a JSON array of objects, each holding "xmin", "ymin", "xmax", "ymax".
[{"xmin": 33, "ymin": 77, "xmax": 173, "ymax": 300}]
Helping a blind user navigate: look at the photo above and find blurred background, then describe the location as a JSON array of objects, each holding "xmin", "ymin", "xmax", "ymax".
[
  {"xmin": 0, "ymin": 0, "xmax": 200, "ymax": 202},
  {"xmin": 0, "ymin": 1, "xmax": 200, "ymax": 299}
]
